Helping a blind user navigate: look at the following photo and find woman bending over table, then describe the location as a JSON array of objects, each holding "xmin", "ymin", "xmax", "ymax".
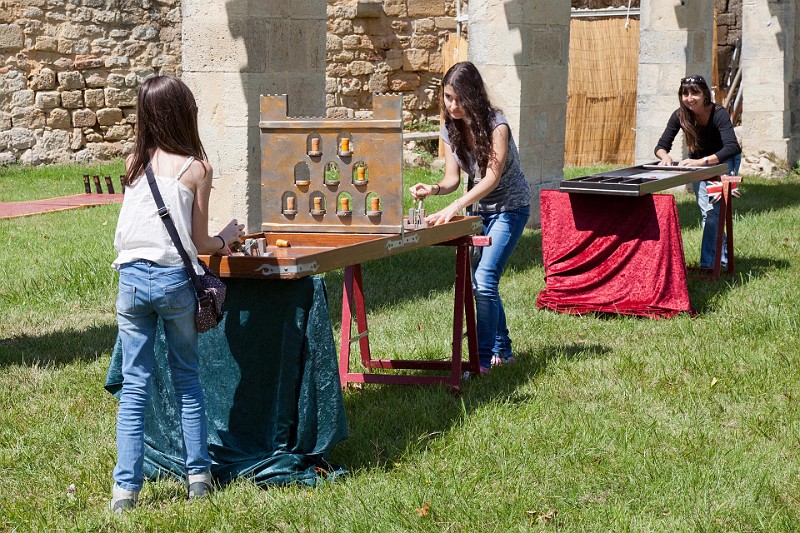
[{"xmin": 408, "ymin": 61, "xmax": 531, "ymax": 375}]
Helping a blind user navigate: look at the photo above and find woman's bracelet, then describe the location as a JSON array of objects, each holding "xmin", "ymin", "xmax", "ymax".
[
  {"xmin": 454, "ymin": 199, "xmax": 462, "ymax": 212},
  {"xmin": 214, "ymin": 235, "xmax": 226, "ymax": 250},
  {"xmin": 432, "ymin": 183, "xmax": 440, "ymax": 195}
]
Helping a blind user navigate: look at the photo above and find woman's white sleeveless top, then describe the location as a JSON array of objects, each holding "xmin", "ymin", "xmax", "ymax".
[{"xmin": 112, "ymin": 157, "xmax": 204, "ymax": 275}]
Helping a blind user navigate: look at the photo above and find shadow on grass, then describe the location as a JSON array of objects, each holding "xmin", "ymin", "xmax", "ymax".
[
  {"xmin": 688, "ymin": 256, "xmax": 791, "ymax": 314},
  {"xmin": 0, "ymin": 323, "xmax": 117, "ymax": 367},
  {"xmin": 334, "ymin": 342, "xmax": 609, "ymax": 472},
  {"xmin": 323, "ymin": 229, "xmax": 542, "ymax": 328},
  {"xmin": 676, "ymin": 178, "xmax": 800, "ymax": 228}
]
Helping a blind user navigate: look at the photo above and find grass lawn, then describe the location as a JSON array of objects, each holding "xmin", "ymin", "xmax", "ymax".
[{"xmin": 1, "ymin": 160, "xmax": 800, "ymax": 531}]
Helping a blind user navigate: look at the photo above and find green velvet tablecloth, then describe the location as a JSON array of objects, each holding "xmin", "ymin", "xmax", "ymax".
[{"xmin": 105, "ymin": 276, "xmax": 348, "ymax": 486}]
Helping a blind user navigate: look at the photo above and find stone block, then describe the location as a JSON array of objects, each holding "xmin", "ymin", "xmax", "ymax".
[
  {"xmin": 85, "ymin": 88, "xmax": 105, "ymax": 107},
  {"xmin": 327, "ymin": 34, "xmax": 343, "ymax": 52},
  {"xmin": 72, "ymin": 108, "xmax": 97, "ymax": 127},
  {"xmin": 47, "ymin": 108, "xmax": 71, "ymax": 129},
  {"xmin": 325, "ymin": 77, "xmax": 338, "ymax": 94},
  {"xmin": 403, "ymin": 49, "xmax": 429, "ymax": 71},
  {"xmin": 389, "ymin": 72, "xmax": 420, "ymax": 91},
  {"xmin": 61, "ymin": 90, "xmax": 84, "ymax": 108},
  {"xmin": 330, "ymin": 51, "xmax": 355, "ymax": 63},
  {"xmin": 132, "ymin": 24, "xmax": 159, "ymax": 41},
  {"xmin": 356, "ymin": 0, "xmax": 383, "ymax": 18},
  {"xmin": 368, "ymin": 72, "xmax": 389, "ymax": 93},
  {"xmin": 70, "ymin": 128, "xmax": 84, "ymax": 150},
  {"xmin": 57, "ymin": 39, "xmax": 74, "ymax": 54},
  {"xmin": 0, "ymin": 24, "xmax": 24, "ymax": 50},
  {"xmin": 106, "ymin": 74, "xmax": 126, "ymax": 88},
  {"xmin": 408, "ymin": 0, "xmax": 444, "ymax": 17},
  {"xmin": 383, "ymin": 0, "xmax": 407, "ymax": 17},
  {"xmin": 328, "ymin": 18, "xmax": 354, "ymax": 35},
  {"xmin": 30, "ymin": 68, "xmax": 57, "ymax": 90},
  {"xmin": 104, "ymin": 124, "xmax": 133, "ymax": 141},
  {"xmin": 11, "ymin": 106, "xmax": 45, "ymax": 129},
  {"xmin": 73, "ymin": 55, "xmax": 104, "ymax": 70},
  {"xmin": 340, "ymin": 77, "xmax": 361, "ymax": 96},
  {"xmin": 35, "ymin": 91, "xmax": 61, "ymax": 109},
  {"xmin": 54, "ymin": 57, "xmax": 74, "ymax": 69},
  {"xmin": 84, "ymin": 73, "xmax": 106, "ymax": 88},
  {"xmin": 410, "ymin": 34, "xmax": 438, "ymax": 49},
  {"xmin": 349, "ymin": 61, "xmax": 375, "ymax": 76},
  {"xmin": 105, "ymin": 55, "xmax": 130, "ymax": 68},
  {"xmin": 58, "ymin": 70, "xmax": 85, "ymax": 90},
  {"xmin": 97, "ymin": 107, "xmax": 123, "ymax": 125},
  {"xmin": 58, "ymin": 22, "xmax": 84, "ymax": 40},
  {"xmin": 342, "ymin": 34, "xmax": 361, "ymax": 50},
  {"xmin": 434, "ymin": 17, "xmax": 457, "ymax": 30},
  {"xmin": 10, "ymin": 90, "xmax": 35, "ymax": 107},
  {"xmin": 0, "ymin": 113, "xmax": 11, "ymax": 131},
  {"xmin": 35, "ymin": 36, "xmax": 58, "ymax": 51},
  {"xmin": 8, "ymin": 127, "xmax": 35, "ymax": 149},
  {"xmin": 105, "ymin": 88, "xmax": 137, "ymax": 107},
  {"xmin": 414, "ymin": 18, "xmax": 435, "ymax": 32}
]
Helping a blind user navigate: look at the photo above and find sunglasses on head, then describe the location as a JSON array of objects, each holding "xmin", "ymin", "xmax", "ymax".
[{"xmin": 681, "ymin": 76, "xmax": 704, "ymax": 85}]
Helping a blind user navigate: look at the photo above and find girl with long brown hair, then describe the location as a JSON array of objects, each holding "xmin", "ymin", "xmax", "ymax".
[
  {"xmin": 110, "ymin": 75, "xmax": 243, "ymax": 511},
  {"xmin": 655, "ymin": 75, "xmax": 741, "ymax": 269},
  {"xmin": 408, "ymin": 61, "xmax": 531, "ymax": 374}
]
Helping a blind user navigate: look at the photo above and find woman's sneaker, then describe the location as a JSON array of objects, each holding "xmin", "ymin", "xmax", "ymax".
[
  {"xmin": 110, "ymin": 484, "xmax": 139, "ymax": 513},
  {"xmin": 491, "ymin": 353, "xmax": 515, "ymax": 366},
  {"xmin": 187, "ymin": 472, "xmax": 213, "ymax": 500}
]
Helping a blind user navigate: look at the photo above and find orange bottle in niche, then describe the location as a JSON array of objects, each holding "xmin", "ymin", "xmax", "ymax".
[
  {"xmin": 370, "ymin": 197, "xmax": 380, "ymax": 211},
  {"xmin": 357, "ymin": 166, "xmax": 366, "ymax": 181},
  {"xmin": 340, "ymin": 137, "xmax": 350, "ymax": 152},
  {"xmin": 286, "ymin": 196, "xmax": 295, "ymax": 210},
  {"xmin": 310, "ymin": 138, "xmax": 320, "ymax": 152},
  {"xmin": 340, "ymin": 197, "xmax": 349, "ymax": 211},
  {"xmin": 313, "ymin": 197, "xmax": 322, "ymax": 210}
]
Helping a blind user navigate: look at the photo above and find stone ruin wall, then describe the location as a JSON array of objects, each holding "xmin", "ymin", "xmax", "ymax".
[
  {"xmin": 0, "ymin": 0, "xmax": 467, "ymax": 164},
  {"xmin": 0, "ymin": 0, "xmax": 743, "ymax": 165},
  {"xmin": 325, "ymin": 0, "xmax": 465, "ymax": 126},
  {"xmin": 0, "ymin": 0, "xmax": 182, "ymax": 165}
]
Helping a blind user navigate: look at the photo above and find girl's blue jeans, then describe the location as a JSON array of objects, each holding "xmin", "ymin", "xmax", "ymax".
[
  {"xmin": 693, "ymin": 154, "xmax": 741, "ymax": 268},
  {"xmin": 473, "ymin": 205, "xmax": 530, "ymax": 368},
  {"xmin": 113, "ymin": 260, "xmax": 211, "ymax": 491}
]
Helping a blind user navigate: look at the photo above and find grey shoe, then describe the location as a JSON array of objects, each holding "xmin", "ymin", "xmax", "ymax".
[
  {"xmin": 110, "ymin": 484, "xmax": 139, "ymax": 513},
  {"xmin": 187, "ymin": 472, "xmax": 213, "ymax": 500}
]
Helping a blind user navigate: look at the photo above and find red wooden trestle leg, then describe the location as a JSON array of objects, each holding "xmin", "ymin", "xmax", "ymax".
[{"xmin": 339, "ymin": 237, "xmax": 481, "ymax": 390}]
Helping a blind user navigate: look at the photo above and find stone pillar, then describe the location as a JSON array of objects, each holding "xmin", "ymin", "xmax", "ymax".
[
  {"xmin": 468, "ymin": 0, "xmax": 571, "ymax": 227},
  {"xmin": 182, "ymin": 0, "xmax": 326, "ymax": 232},
  {"xmin": 741, "ymin": 0, "xmax": 799, "ymax": 166},
  {"xmin": 634, "ymin": 0, "xmax": 714, "ymax": 164}
]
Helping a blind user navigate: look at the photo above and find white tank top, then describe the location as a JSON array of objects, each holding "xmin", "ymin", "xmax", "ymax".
[{"xmin": 112, "ymin": 157, "xmax": 204, "ymax": 275}]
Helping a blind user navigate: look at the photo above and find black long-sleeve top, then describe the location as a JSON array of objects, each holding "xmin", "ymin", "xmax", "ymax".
[{"xmin": 654, "ymin": 104, "xmax": 741, "ymax": 162}]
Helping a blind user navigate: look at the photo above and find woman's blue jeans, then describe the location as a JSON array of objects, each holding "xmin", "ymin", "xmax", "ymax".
[
  {"xmin": 473, "ymin": 205, "xmax": 530, "ymax": 368},
  {"xmin": 114, "ymin": 261, "xmax": 211, "ymax": 492},
  {"xmin": 693, "ymin": 154, "xmax": 741, "ymax": 268}
]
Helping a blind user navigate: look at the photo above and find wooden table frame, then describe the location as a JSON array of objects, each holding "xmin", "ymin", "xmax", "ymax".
[
  {"xmin": 689, "ymin": 175, "xmax": 741, "ymax": 281},
  {"xmin": 338, "ymin": 236, "xmax": 488, "ymax": 391}
]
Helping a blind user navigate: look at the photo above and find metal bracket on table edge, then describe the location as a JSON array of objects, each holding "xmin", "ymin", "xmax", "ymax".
[
  {"xmin": 471, "ymin": 219, "xmax": 482, "ymax": 232},
  {"xmin": 385, "ymin": 232, "xmax": 420, "ymax": 252},
  {"xmin": 254, "ymin": 261, "xmax": 320, "ymax": 276}
]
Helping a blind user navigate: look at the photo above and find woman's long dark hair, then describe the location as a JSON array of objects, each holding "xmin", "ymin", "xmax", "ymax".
[
  {"xmin": 441, "ymin": 61, "xmax": 500, "ymax": 177},
  {"xmin": 124, "ymin": 75, "xmax": 207, "ymax": 186},
  {"xmin": 677, "ymin": 74, "xmax": 713, "ymax": 153}
]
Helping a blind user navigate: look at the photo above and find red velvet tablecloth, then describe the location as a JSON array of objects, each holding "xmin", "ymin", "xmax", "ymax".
[{"xmin": 535, "ymin": 190, "xmax": 692, "ymax": 317}]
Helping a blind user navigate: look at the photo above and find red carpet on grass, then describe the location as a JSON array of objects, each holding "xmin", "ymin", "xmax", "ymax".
[{"xmin": 0, "ymin": 193, "xmax": 123, "ymax": 219}]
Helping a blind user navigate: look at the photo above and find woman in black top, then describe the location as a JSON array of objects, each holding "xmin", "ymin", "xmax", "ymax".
[{"xmin": 654, "ymin": 75, "xmax": 741, "ymax": 269}]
